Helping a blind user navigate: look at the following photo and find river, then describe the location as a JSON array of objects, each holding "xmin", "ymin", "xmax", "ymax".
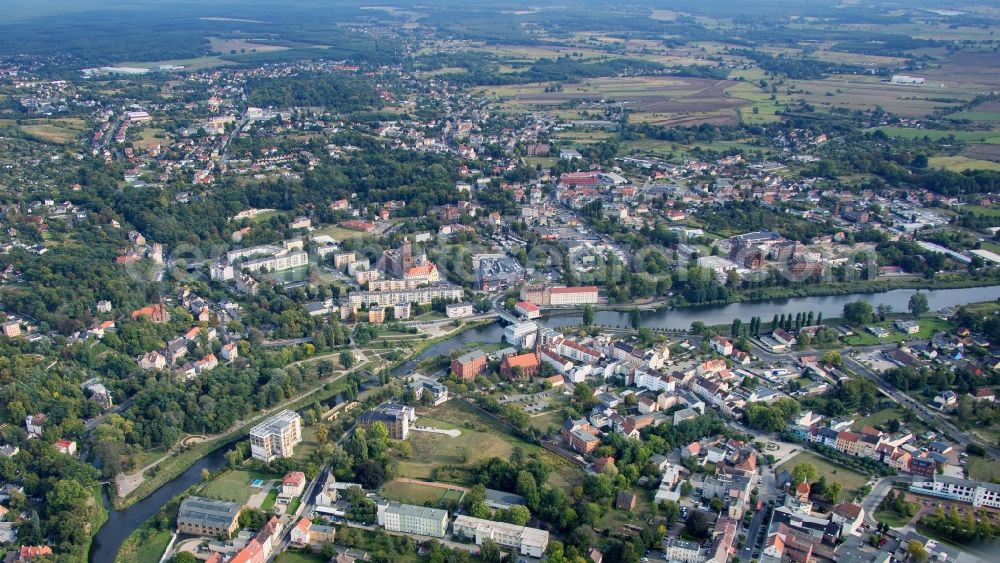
[
  {"xmin": 541, "ymin": 285, "xmax": 1000, "ymax": 330},
  {"xmin": 89, "ymin": 446, "xmax": 231, "ymax": 562},
  {"xmin": 90, "ymin": 284, "xmax": 1000, "ymax": 561}
]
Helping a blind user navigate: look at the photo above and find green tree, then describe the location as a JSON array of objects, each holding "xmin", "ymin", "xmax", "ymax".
[
  {"xmin": 843, "ymin": 301, "xmax": 874, "ymax": 326},
  {"xmin": 480, "ymin": 538, "xmax": 502, "ymax": 563},
  {"xmin": 827, "ymin": 482, "xmax": 842, "ymax": 503},
  {"xmin": 583, "ymin": 305, "xmax": 595, "ymax": 327},
  {"xmin": 822, "ymin": 351, "xmax": 842, "ymax": 367},
  {"xmin": 630, "ymin": 308, "xmax": 642, "ymax": 330},
  {"xmin": 909, "ymin": 292, "xmax": 929, "ymax": 317},
  {"xmin": 907, "ymin": 540, "xmax": 930, "ymax": 563},
  {"xmin": 791, "ymin": 462, "xmax": 818, "ymax": 485},
  {"xmin": 340, "ymin": 350, "xmax": 355, "ymax": 369}
]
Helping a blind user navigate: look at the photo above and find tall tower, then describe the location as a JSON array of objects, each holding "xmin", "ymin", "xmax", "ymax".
[{"xmin": 401, "ymin": 237, "xmax": 414, "ymax": 272}]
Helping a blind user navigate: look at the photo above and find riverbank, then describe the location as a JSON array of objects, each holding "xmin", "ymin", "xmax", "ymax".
[
  {"xmin": 587, "ymin": 274, "xmax": 1000, "ymax": 313},
  {"xmin": 97, "ymin": 318, "xmax": 495, "ymax": 561}
]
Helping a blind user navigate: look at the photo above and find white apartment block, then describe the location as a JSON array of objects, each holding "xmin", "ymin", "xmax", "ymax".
[
  {"xmin": 662, "ymin": 539, "xmax": 703, "ymax": 563},
  {"xmin": 242, "ymin": 250, "xmax": 308, "ymax": 273},
  {"xmin": 376, "ymin": 502, "xmax": 448, "ymax": 538},
  {"xmin": 348, "ymin": 283, "xmax": 463, "ymax": 308},
  {"xmin": 249, "ymin": 410, "xmax": 303, "ymax": 462},
  {"xmin": 452, "ymin": 515, "xmax": 550, "ymax": 558},
  {"xmin": 909, "ymin": 475, "xmax": 1000, "ymax": 509}
]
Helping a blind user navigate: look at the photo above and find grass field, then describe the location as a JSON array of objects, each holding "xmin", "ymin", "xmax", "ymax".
[
  {"xmin": 260, "ymin": 488, "xmax": 279, "ymax": 512},
  {"xmin": 929, "ymin": 155, "xmax": 1000, "ymax": 172},
  {"xmin": 874, "ymin": 127, "xmax": 1000, "ymax": 144},
  {"xmin": 115, "ymin": 529, "xmax": 171, "ymax": 563},
  {"xmin": 482, "ymin": 76, "xmax": 747, "ymax": 126},
  {"xmin": 965, "ymin": 456, "xmax": 1000, "ymax": 482},
  {"xmin": 381, "ymin": 479, "xmax": 458, "ymax": 506},
  {"xmin": 12, "ymin": 118, "xmax": 87, "ymax": 144},
  {"xmin": 841, "ymin": 317, "xmax": 952, "ymax": 347},
  {"xmin": 776, "ymin": 451, "xmax": 870, "ymax": 500},
  {"xmin": 852, "ymin": 407, "xmax": 911, "ymax": 432},
  {"xmin": 529, "ymin": 410, "xmax": 564, "ymax": 433},
  {"xmin": 276, "ymin": 551, "xmax": 327, "ymax": 563},
  {"xmin": 398, "ymin": 400, "xmax": 583, "ymax": 490},
  {"xmin": 200, "ymin": 469, "xmax": 278, "ymax": 503},
  {"xmin": 946, "ymin": 111, "xmax": 1000, "ymax": 123}
]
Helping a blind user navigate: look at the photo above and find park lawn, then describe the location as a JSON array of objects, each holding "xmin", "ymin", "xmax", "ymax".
[
  {"xmin": 200, "ymin": 469, "xmax": 280, "ymax": 503},
  {"xmin": 398, "ymin": 400, "xmax": 583, "ymax": 490},
  {"xmin": 929, "ymin": 156, "xmax": 1000, "ymax": 172},
  {"xmin": 965, "ymin": 456, "xmax": 1000, "ymax": 482},
  {"xmin": 776, "ymin": 451, "xmax": 869, "ymax": 500},
  {"xmin": 381, "ymin": 479, "xmax": 456, "ymax": 506}
]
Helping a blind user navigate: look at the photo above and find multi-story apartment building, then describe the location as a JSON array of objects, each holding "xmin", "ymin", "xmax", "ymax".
[
  {"xmin": 348, "ymin": 283, "xmax": 463, "ymax": 308},
  {"xmin": 249, "ymin": 410, "xmax": 303, "ymax": 462},
  {"xmin": 242, "ymin": 250, "xmax": 308, "ymax": 273},
  {"xmin": 453, "ymin": 515, "xmax": 550, "ymax": 558},
  {"xmin": 376, "ymin": 502, "xmax": 448, "ymax": 538},
  {"xmin": 909, "ymin": 475, "xmax": 1000, "ymax": 509},
  {"xmin": 662, "ymin": 539, "xmax": 703, "ymax": 563},
  {"xmin": 358, "ymin": 402, "xmax": 415, "ymax": 440}
]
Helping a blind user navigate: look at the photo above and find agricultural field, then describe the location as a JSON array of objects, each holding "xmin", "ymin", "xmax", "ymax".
[
  {"xmin": 396, "ymin": 400, "xmax": 583, "ymax": 490},
  {"xmin": 791, "ymin": 77, "xmax": 975, "ymax": 118},
  {"xmin": 928, "ymin": 155, "xmax": 1000, "ymax": 172},
  {"xmin": 776, "ymin": 451, "xmax": 870, "ymax": 501},
  {"xmin": 481, "ymin": 76, "xmax": 749, "ymax": 127},
  {"xmin": 208, "ymin": 37, "xmax": 290, "ymax": 55},
  {"xmin": 12, "ymin": 118, "xmax": 87, "ymax": 144},
  {"xmin": 874, "ymin": 127, "xmax": 1000, "ymax": 144}
]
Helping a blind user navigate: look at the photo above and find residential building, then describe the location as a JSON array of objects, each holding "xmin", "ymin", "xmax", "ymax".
[
  {"xmin": 710, "ymin": 336, "xmax": 733, "ymax": 356},
  {"xmin": 831, "ymin": 502, "xmax": 865, "ymax": 536},
  {"xmin": 1, "ymin": 321, "xmax": 20, "ymax": 338},
  {"xmin": 24, "ymin": 414, "xmax": 46, "ymax": 437},
  {"xmin": 407, "ymin": 375, "xmax": 450, "ymax": 405},
  {"xmin": 249, "ymin": 410, "xmax": 303, "ymax": 462},
  {"xmin": 445, "ymin": 302, "xmax": 474, "ymax": 319},
  {"xmin": 662, "ymin": 539, "xmax": 703, "ymax": 563},
  {"xmin": 54, "ymin": 440, "xmax": 76, "ymax": 456},
  {"xmin": 909, "ymin": 475, "xmax": 1000, "ymax": 509},
  {"xmin": 453, "ymin": 515, "xmax": 550, "ymax": 558},
  {"xmin": 281, "ymin": 471, "xmax": 306, "ymax": 498},
  {"xmin": 348, "ymin": 283, "xmax": 463, "ymax": 308},
  {"xmin": 290, "ymin": 517, "xmax": 336, "ymax": 548},
  {"xmin": 376, "ymin": 502, "xmax": 448, "ymax": 538},
  {"xmin": 451, "ymin": 350, "xmax": 487, "ymax": 380},
  {"xmin": 176, "ymin": 497, "xmax": 242, "ymax": 538},
  {"xmin": 358, "ymin": 402, "xmax": 415, "ymax": 440}
]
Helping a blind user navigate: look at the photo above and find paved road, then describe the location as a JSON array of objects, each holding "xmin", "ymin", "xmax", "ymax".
[
  {"xmin": 862, "ymin": 475, "xmax": 916, "ymax": 527},
  {"xmin": 842, "ymin": 353, "xmax": 1000, "ymax": 459}
]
